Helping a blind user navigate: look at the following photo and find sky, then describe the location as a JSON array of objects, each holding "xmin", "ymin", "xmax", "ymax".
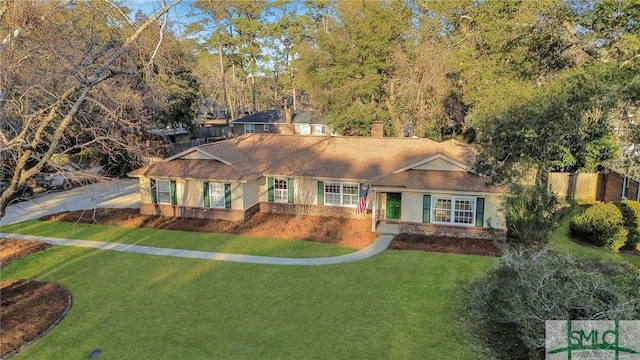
[{"xmin": 124, "ymin": 0, "xmax": 198, "ymax": 36}]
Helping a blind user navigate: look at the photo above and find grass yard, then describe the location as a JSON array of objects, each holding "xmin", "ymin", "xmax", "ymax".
[
  {"xmin": 0, "ymin": 220, "xmax": 356, "ymax": 258},
  {"xmin": 550, "ymin": 208, "xmax": 640, "ymax": 269},
  {"xmin": 1, "ymin": 242, "xmax": 496, "ymax": 360}
]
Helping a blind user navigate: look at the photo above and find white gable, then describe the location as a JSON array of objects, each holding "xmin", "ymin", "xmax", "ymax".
[
  {"xmin": 413, "ymin": 157, "xmax": 467, "ymax": 171},
  {"xmin": 182, "ymin": 151, "xmax": 215, "ymax": 160},
  {"xmin": 165, "ymin": 148, "xmax": 232, "ymax": 165},
  {"xmin": 393, "ymin": 154, "xmax": 471, "ymax": 174}
]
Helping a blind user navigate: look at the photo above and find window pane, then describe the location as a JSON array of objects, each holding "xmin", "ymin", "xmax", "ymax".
[
  {"xmin": 342, "ymin": 183, "xmax": 359, "ymax": 205},
  {"xmin": 274, "ymin": 178, "xmax": 288, "ymax": 202},
  {"xmin": 433, "ymin": 209, "xmax": 451, "ymax": 223},
  {"xmin": 454, "ymin": 199, "xmax": 474, "ymax": 224},
  {"xmin": 210, "ymin": 182, "xmax": 225, "ymax": 208},
  {"xmin": 157, "ymin": 180, "xmax": 170, "ymax": 192},
  {"xmin": 156, "ymin": 180, "xmax": 171, "ymax": 204},
  {"xmin": 432, "ymin": 197, "xmax": 452, "ymax": 223},
  {"xmin": 325, "ymin": 183, "xmax": 341, "ymax": 205}
]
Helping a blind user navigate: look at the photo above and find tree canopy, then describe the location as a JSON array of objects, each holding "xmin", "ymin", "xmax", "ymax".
[
  {"xmin": 2, "ymin": 0, "xmax": 640, "ymax": 214},
  {"xmin": 0, "ymin": 0, "xmax": 183, "ymax": 216}
]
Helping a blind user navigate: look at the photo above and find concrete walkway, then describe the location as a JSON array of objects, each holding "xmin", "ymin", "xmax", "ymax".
[
  {"xmin": 0, "ymin": 232, "xmax": 395, "ymax": 266},
  {"xmin": 1, "ymin": 180, "xmax": 397, "ymax": 265}
]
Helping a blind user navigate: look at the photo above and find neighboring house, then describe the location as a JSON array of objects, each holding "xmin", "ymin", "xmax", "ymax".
[
  {"xmin": 232, "ymin": 109, "xmax": 331, "ymax": 136},
  {"xmin": 128, "ymin": 134, "xmax": 506, "ymax": 239},
  {"xmin": 602, "ymin": 164, "xmax": 640, "ymax": 203},
  {"xmin": 147, "ymin": 128, "xmax": 191, "ymax": 144}
]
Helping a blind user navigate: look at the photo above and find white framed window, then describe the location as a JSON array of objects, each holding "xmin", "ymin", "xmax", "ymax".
[
  {"xmin": 274, "ymin": 178, "xmax": 288, "ymax": 203},
  {"xmin": 209, "ymin": 182, "xmax": 225, "ymax": 208},
  {"xmin": 315, "ymin": 125, "xmax": 326, "ymax": 135},
  {"xmin": 431, "ymin": 196, "xmax": 475, "ymax": 226},
  {"xmin": 156, "ymin": 179, "xmax": 172, "ymax": 204},
  {"xmin": 264, "ymin": 124, "xmax": 270, "ymax": 131},
  {"xmin": 244, "ymin": 124, "xmax": 255, "ymax": 133},
  {"xmin": 325, "ymin": 182, "xmax": 359, "ymax": 207}
]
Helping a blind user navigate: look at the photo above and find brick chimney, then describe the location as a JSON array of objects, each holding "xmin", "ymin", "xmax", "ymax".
[{"xmin": 371, "ymin": 121, "xmax": 384, "ymax": 138}]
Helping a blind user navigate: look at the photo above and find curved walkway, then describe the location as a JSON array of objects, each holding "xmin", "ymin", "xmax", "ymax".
[{"xmin": 0, "ymin": 233, "xmax": 395, "ymax": 266}]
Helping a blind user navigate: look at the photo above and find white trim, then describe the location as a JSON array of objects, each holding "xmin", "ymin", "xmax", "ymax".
[
  {"xmin": 370, "ymin": 186, "xmax": 500, "ymax": 197},
  {"xmin": 392, "ymin": 154, "xmax": 472, "ymax": 174},
  {"xmin": 264, "ymin": 124, "xmax": 270, "ymax": 131},
  {"xmin": 244, "ymin": 124, "xmax": 255, "ymax": 133},
  {"xmin": 430, "ymin": 195, "xmax": 476, "ymax": 227},
  {"xmin": 274, "ymin": 177, "xmax": 288, "ymax": 203},
  {"xmin": 155, "ymin": 179, "xmax": 172, "ymax": 205},
  {"xmin": 209, "ymin": 182, "xmax": 226, "ymax": 208},
  {"xmin": 164, "ymin": 148, "xmax": 232, "ymax": 165},
  {"xmin": 622, "ymin": 176, "xmax": 628, "ymax": 199},
  {"xmin": 324, "ymin": 182, "xmax": 359, "ymax": 207}
]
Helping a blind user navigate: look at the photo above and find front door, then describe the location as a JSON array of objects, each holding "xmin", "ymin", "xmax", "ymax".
[{"xmin": 386, "ymin": 193, "xmax": 401, "ymax": 220}]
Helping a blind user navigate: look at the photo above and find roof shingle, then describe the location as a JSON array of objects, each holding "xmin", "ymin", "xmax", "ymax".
[{"xmin": 129, "ymin": 134, "xmax": 500, "ymax": 192}]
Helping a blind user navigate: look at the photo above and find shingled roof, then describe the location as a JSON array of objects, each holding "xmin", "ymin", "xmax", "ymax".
[
  {"xmin": 129, "ymin": 134, "xmax": 500, "ymax": 192},
  {"xmin": 231, "ymin": 110, "xmax": 322, "ymax": 124}
]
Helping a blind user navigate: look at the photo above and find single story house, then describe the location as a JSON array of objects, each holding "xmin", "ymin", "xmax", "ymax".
[
  {"xmin": 232, "ymin": 109, "xmax": 331, "ymax": 136},
  {"xmin": 128, "ymin": 134, "xmax": 506, "ymax": 239}
]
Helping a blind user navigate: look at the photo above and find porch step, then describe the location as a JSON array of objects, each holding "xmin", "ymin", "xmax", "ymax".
[{"xmin": 376, "ymin": 222, "xmax": 400, "ymax": 235}]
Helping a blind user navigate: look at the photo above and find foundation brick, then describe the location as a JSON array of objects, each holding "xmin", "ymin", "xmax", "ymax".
[{"xmin": 400, "ymin": 221, "xmax": 506, "ymax": 240}]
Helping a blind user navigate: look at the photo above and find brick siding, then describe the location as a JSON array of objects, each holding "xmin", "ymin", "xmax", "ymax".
[
  {"xmin": 603, "ymin": 172, "xmax": 624, "ymax": 203},
  {"xmin": 400, "ymin": 221, "xmax": 506, "ymax": 240},
  {"xmin": 140, "ymin": 203, "xmax": 259, "ymax": 222},
  {"xmin": 260, "ymin": 202, "xmax": 369, "ymax": 219},
  {"xmin": 140, "ymin": 203, "xmax": 503, "ymax": 239}
]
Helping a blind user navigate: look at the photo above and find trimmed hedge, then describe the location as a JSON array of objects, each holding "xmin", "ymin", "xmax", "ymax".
[
  {"xmin": 569, "ymin": 203, "xmax": 627, "ymax": 251},
  {"xmin": 615, "ymin": 200, "xmax": 640, "ymax": 250}
]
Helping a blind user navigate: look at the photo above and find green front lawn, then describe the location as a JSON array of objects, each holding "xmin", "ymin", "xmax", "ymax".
[
  {"xmin": 2, "ymin": 244, "xmax": 496, "ymax": 359},
  {"xmin": 1, "ymin": 220, "xmax": 355, "ymax": 258}
]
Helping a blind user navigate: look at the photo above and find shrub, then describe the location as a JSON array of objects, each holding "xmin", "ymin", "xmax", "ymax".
[
  {"xmin": 615, "ymin": 200, "xmax": 640, "ymax": 250},
  {"xmin": 500, "ymin": 184, "xmax": 559, "ymax": 245},
  {"xmin": 569, "ymin": 203, "xmax": 627, "ymax": 251},
  {"xmin": 460, "ymin": 249, "xmax": 640, "ymax": 360}
]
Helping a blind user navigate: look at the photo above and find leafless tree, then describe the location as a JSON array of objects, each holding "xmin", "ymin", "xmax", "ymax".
[
  {"xmin": 294, "ymin": 178, "xmax": 315, "ymax": 223},
  {"xmin": 0, "ymin": 0, "xmax": 181, "ymax": 217}
]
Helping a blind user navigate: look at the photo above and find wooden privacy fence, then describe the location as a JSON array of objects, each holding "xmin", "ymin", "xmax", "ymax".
[
  {"xmin": 193, "ymin": 126, "xmax": 232, "ymax": 138},
  {"xmin": 547, "ymin": 172, "xmax": 605, "ymax": 201}
]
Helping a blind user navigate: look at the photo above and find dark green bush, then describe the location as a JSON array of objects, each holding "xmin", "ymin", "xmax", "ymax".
[
  {"xmin": 460, "ymin": 249, "xmax": 640, "ymax": 360},
  {"xmin": 500, "ymin": 184, "xmax": 559, "ymax": 245},
  {"xmin": 615, "ymin": 200, "xmax": 640, "ymax": 250},
  {"xmin": 569, "ymin": 203, "xmax": 627, "ymax": 251}
]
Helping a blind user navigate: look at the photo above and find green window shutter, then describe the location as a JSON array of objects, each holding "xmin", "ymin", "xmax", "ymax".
[
  {"xmin": 170, "ymin": 180, "xmax": 177, "ymax": 206},
  {"xmin": 317, "ymin": 181, "xmax": 324, "ymax": 205},
  {"xmin": 203, "ymin": 182, "xmax": 210, "ymax": 208},
  {"xmin": 225, "ymin": 183, "xmax": 232, "ymax": 209},
  {"xmin": 268, "ymin": 177, "xmax": 274, "ymax": 202},
  {"xmin": 359, "ymin": 184, "xmax": 365, "ymax": 197},
  {"xmin": 288, "ymin": 178, "xmax": 294, "ymax": 204},
  {"xmin": 475, "ymin": 198, "xmax": 485, "ymax": 227},
  {"xmin": 150, "ymin": 179, "xmax": 157, "ymax": 204},
  {"xmin": 423, "ymin": 195, "xmax": 431, "ymax": 223}
]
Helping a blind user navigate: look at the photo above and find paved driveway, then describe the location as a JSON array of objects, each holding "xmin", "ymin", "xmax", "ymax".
[{"xmin": 0, "ymin": 179, "xmax": 140, "ymax": 226}]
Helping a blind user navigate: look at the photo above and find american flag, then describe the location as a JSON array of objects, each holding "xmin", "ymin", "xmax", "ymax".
[{"xmin": 356, "ymin": 185, "xmax": 371, "ymax": 214}]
